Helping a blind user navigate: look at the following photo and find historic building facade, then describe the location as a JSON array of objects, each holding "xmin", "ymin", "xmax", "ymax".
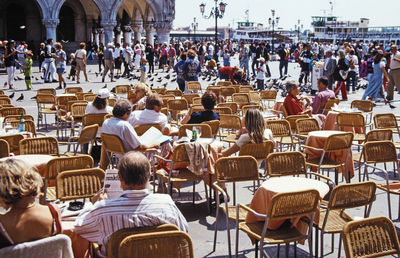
[{"xmin": 0, "ymin": 0, "xmax": 174, "ymax": 51}]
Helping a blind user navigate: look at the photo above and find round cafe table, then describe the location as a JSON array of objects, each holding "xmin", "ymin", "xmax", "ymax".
[
  {"xmin": 0, "ymin": 154, "xmax": 54, "ymax": 177},
  {"xmin": 322, "ymin": 111, "xmax": 364, "ymax": 133},
  {"xmin": 305, "ymin": 130, "xmax": 354, "ymax": 182},
  {"xmin": 246, "ymin": 177, "xmax": 329, "ymax": 236}
]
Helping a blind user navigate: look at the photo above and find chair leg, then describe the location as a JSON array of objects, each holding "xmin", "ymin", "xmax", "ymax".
[
  {"xmin": 285, "ymin": 243, "xmax": 289, "ymax": 257},
  {"xmin": 235, "ymin": 217, "xmax": 240, "ymax": 258},
  {"xmin": 314, "ymin": 227, "xmax": 319, "ymax": 258},
  {"xmin": 255, "ymin": 240, "xmax": 259, "ymax": 258},
  {"xmin": 387, "ymin": 190, "xmax": 392, "ymax": 220},
  {"xmin": 320, "ymin": 231, "xmax": 324, "ymax": 258},
  {"xmin": 226, "ymin": 211, "xmax": 232, "ymax": 257},
  {"xmin": 213, "ymin": 197, "xmax": 219, "ymax": 253},
  {"xmin": 294, "ymin": 242, "xmax": 297, "ymax": 258},
  {"xmin": 337, "ymin": 234, "xmax": 342, "ymax": 258},
  {"xmin": 192, "ymin": 182, "xmax": 195, "ymax": 204},
  {"xmin": 277, "ymin": 244, "xmax": 280, "ymax": 257}
]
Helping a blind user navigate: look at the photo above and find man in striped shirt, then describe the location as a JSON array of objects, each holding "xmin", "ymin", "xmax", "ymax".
[{"xmin": 74, "ymin": 152, "xmax": 188, "ymax": 257}]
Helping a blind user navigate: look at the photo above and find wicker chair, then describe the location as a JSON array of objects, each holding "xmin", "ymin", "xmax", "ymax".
[
  {"xmin": 43, "ymin": 155, "xmax": 94, "ymax": 202},
  {"xmin": 336, "ymin": 112, "xmax": 366, "ymax": 142},
  {"xmin": 322, "ymin": 98, "xmax": 339, "ymax": 114},
  {"xmin": 206, "ymin": 86, "xmax": 221, "ymax": 99},
  {"xmin": 154, "ymin": 144, "xmax": 209, "ymax": 206},
  {"xmin": 7, "ymin": 120, "xmax": 37, "ymax": 136},
  {"xmin": 218, "ymin": 114, "xmax": 242, "ymax": 143},
  {"xmin": 191, "ymin": 97, "xmax": 202, "ymax": 106},
  {"xmin": 117, "ymin": 230, "xmax": 193, "ymax": 258},
  {"xmin": 178, "ymin": 124, "xmax": 212, "ymax": 138},
  {"xmin": 342, "ymin": 216, "xmax": 400, "ymax": 258},
  {"xmin": 152, "ymin": 88, "xmax": 167, "ymax": 95},
  {"xmin": 65, "ymin": 124, "xmax": 99, "ymax": 155},
  {"xmin": 260, "ymin": 89, "xmax": 277, "ymax": 108},
  {"xmin": 108, "ymin": 98, "xmax": 117, "ymax": 107},
  {"xmin": 19, "ymin": 136, "xmax": 59, "ymax": 156},
  {"xmin": 0, "ymin": 104, "xmax": 14, "ymax": 109},
  {"xmin": 70, "ymin": 103, "xmax": 88, "ymax": 136},
  {"xmin": 107, "ymin": 224, "xmax": 180, "ymax": 258},
  {"xmin": 82, "ymin": 113, "xmax": 107, "ymax": 127},
  {"xmin": 83, "ymin": 93, "xmax": 97, "ymax": 102},
  {"xmin": 0, "ymin": 139, "xmax": 10, "ymax": 158},
  {"xmin": 167, "ymin": 99, "xmax": 188, "ymax": 124},
  {"xmin": 317, "ymin": 181, "xmax": 376, "ymax": 257},
  {"xmin": 134, "ymin": 124, "xmax": 162, "ymax": 136},
  {"xmin": 101, "ymin": 133, "xmax": 125, "ymax": 168},
  {"xmin": 0, "ymin": 134, "xmax": 24, "ymax": 155},
  {"xmin": 0, "ymin": 107, "xmax": 26, "ymax": 117},
  {"xmin": 186, "ymin": 81, "xmax": 202, "ymax": 93},
  {"xmin": 236, "ymin": 189, "xmax": 320, "ymax": 258},
  {"xmin": 161, "ymin": 95, "xmax": 176, "ymax": 107},
  {"xmin": 217, "ymin": 81, "xmax": 233, "ymax": 86},
  {"xmin": 351, "ymin": 100, "xmax": 374, "ymax": 129},
  {"xmin": 285, "ymin": 114, "xmax": 309, "ymax": 133},
  {"xmin": 0, "ymin": 98, "xmax": 11, "ymax": 106},
  {"xmin": 362, "ymin": 141, "xmax": 400, "ymax": 219},
  {"xmin": 188, "ymin": 105, "xmax": 204, "ymax": 115},
  {"xmin": 220, "ymin": 87, "xmax": 236, "ymax": 100},
  {"xmin": 374, "ymin": 113, "xmax": 400, "ymax": 136},
  {"xmin": 295, "ymin": 118, "xmax": 320, "ymax": 141},
  {"xmin": 248, "ymin": 91, "xmax": 261, "ymax": 104},
  {"xmin": 56, "ymin": 168, "xmax": 105, "ymax": 201},
  {"xmin": 304, "ymin": 132, "xmax": 354, "ymax": 185},
  {"xmin": 265, "ymin": 120, "xmax": 296, "ymax": 151},
  {"xmin": 37, "ymin": 88, "xmax": 56, "ymax": 95},
  {"xmin": 239, "ymin": 86, "xmax": 253, "ymax": 92},
  {"xmin": 242, "ymin": 105, "xmax": 263, "ymax": 116},
  {"xmin": 213, "ymin": 156, "xmax": 259, "ymax": 257},
  {"xmin": 202, "ymin": 120, "xmax": 220, "ymax": 138},
  {"xmin": 239, "ymin": 140, "xmax": 274, "ymax": 178},
  {"xmin": 64, "ymin": 86, "xmax": 83, "ymax": 94},
  {"xmin": 114, "ymin": 85, "xmax": 130, "ymax": 97},
  {"xmin": 0, "ymin": 89, "xmax": 4, "ymax": 95},
  {"xmin": 166, "ymin": 89, "xmax": 183, "ymax": 97},
  {"xmin": 232, "ymin": 93, "xmax": 250, "ymax": 108},
  {"xmin": 3, "ymin": 114, "xmax": 34, "ymax": 124},
  {"xmin": 182, "ymin": 94, "xmax": 200, "ymax": 105},
  {"xmin": 36, "ymin": 94, "xmax": 56, "ymax": 130},
  {"xmin": 217, "ymin": 102, "xmax": 238, "ymax": 114},
  {"xmin": 213, "ymin": 107, "xmax": 232, "ymax": 115}
]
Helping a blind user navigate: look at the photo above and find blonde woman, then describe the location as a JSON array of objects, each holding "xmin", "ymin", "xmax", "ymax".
[
  {"xmin": 0, "ymin": 159, "xmax": 62, "ymax": 247},
  {"xmin": 132, "ymin": 83, "xmax": 151, "ymax": 110},
  {"xmin": 220, "ymin": 109, "xmax": 274, "ymax": 157}
]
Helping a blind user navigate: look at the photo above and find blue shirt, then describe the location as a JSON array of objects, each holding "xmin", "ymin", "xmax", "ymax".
[
  {"xmin": 188, "ymin": 111, "xmax": 220, "ymax": 124},
  {"xmin": 183, "ymin": 58, "xmax": 201, "ymax": 81},
  {"xmin": 174, "ymin": 60, "xmax": 185, "ymax": 84}
]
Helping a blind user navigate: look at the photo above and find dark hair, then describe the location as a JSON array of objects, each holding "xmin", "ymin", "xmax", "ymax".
[
  {"xmin": 92, "ymin": 96, "xmax": 107, "ymax": 110},
  {"xmin": 112, "ymin": 99, "xmax": 131, "ymax": 118},
  {"xmin": 47, "ymin": 39, "xmax": 53, "ymax": 44},
  {"xmin": 374, "ymin": 52, "xmax": 383, "ymax": 64},
  {"xmin": 117, "ymin": 152, "xmax": 150, "ymax": 186},
  {"xmin": 187, "ymin": 50, "xmax": 196, "ymax": 59},
  {"xmin": 145, "ymin": 94, "xmax": 163, "ymax": 110},
  {"xmin": 180, "ymin": 53, "xmax": 187, "ymax": 61},
  {"xmin": 201, "ymin": 92, "xmax": 217, "ymax": 110},
  {"xmin": 318, "ymin": 76, "xmax": 329, "ymax": 86}
]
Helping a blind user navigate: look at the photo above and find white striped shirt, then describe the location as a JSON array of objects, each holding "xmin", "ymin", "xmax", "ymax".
[{"xmin": 74, "ymin": 189, "xmax": 188, "ymax": 256}]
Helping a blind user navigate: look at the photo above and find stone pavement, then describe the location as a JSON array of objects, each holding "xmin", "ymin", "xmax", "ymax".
[{"xmin": 1, "ymin": 56, "xmax": 400, "ymax": 258}]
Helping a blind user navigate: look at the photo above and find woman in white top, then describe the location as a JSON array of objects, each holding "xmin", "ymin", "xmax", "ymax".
[
  {"xmin": 221, "ymin": 109, "xmax": 274, "ymax": 157},
  {"xmin": 85, "ymin": 88, "xmax": 113, "ymax": 114},
  {"xmin": 74, "ymin": 42, "xmax": 89, "ymax": 84}
]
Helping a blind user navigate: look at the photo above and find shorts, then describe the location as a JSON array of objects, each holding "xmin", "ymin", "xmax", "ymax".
[
  {"xmin": 57, "ymin": 68, "xmax": 65, "ymax": 74},
  {"xmin": 76, "ymin": 59, "xmax": 86, "ymax": 70}
]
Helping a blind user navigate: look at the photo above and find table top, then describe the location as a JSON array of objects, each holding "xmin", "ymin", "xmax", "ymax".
[
  {"xmin": 308, "ymin": 130, "xmax": 347, "ymax": 138},
  {"xmin": 261, "ymin": 176, "xmax": 330, "ymax": 198},
  {"xmin": 0, "ymin": 154, "xmax": 54, "ymax": 165}
]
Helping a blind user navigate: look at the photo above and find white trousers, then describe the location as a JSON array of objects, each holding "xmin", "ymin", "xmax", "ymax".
[{"xmin": 6, "ymin": 66, "xmax": 15, "ymax": 86}]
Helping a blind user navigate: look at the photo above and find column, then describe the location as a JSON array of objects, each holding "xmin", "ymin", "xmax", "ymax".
[
  {"xmin": 144, "ymin": 25, "xmax": 154, "ymax": 46},
  {"xmin": 156, "ymin": 27, "xmax": 170, "ymax": 44},
  {"xmin": 101, "ymin": 20, "xmax": 117, "ymax": 45},
  {"xmin": 133, "ymin": 26, "xmax": 142, "ymax": 44},
  {"xmin": 97, "ymin": 28, "xmax": 104, "ymax": 45},
  {"xmin": 93, "ymin": 30, "xmax": 99, "ymax": 46},
  {"xmin": 123, "ymin": 25, "xmax": 132, "ymax": 45},
  {"xmin": 42, "ymin": 19, "xmax": 59, "ymax": 40},
  {"xmin": 114, "ymin": 26, "xmax": 122, "ymax": 45}
]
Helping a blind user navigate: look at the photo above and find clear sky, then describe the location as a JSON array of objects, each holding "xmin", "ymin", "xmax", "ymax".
[{"xmin": 173, "ymin": 0, "xmax": 400, "ymax": 30}]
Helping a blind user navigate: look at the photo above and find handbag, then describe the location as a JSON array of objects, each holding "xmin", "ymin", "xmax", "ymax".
[{"xmin": 339, "ymin": 70, "xmax": 349, "ymax": 80}]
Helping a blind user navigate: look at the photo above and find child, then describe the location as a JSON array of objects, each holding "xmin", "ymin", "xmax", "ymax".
[
  {"xmin": 139, "ymin": 58, "xmax": 147, "ymax": 83},
  {"xmin": 223, "ymin": 49, "xmax": 231, "ymax": 67},
  {"xmin": 256, "ymin": 57, "xmax": 266, "ymax": 90},
  {"xmin": 67, "ymin": 53, "xmax": 76, "ymax": 81},
  {"xmin": 23, "ymin": 51, "xmax": 33, "ymax": 90}
]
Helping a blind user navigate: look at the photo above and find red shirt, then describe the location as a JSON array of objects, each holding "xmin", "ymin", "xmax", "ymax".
[
  {"xmin": 219, "ymin": 66, "xmax": 235, "ymax": 82},
  {"xmin": 283, "ymin": 94, "xmax": 304, "ymax": 115}
]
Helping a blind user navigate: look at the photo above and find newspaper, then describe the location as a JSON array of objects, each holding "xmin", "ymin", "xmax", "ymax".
[
  {"xmin": 139, "ymin": 126, "xmax": 172, "ymax": 146},
  {"xmin": 104, "ymin": 169, "xmax": 123, "ymax": 199}
]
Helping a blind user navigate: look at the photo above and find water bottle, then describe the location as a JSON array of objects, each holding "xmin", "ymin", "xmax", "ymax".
[
  {"xmin": 192, "ymin": 126, "xmax": 198, "ymax": 141},
  {"xmin": 18, "ymin": 113, "xmax": 25, "ymax": 132}
]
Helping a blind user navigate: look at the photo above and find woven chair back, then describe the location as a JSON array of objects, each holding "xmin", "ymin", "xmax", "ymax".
[
  {"xmin": 108, "ymin": 98, "xmax": 117, "ymax": 107},
  {"xmin": 285, "ymin": 115, "xmax": 309, "ymax": 132},
  {"xmin": 217, "ymin": 81, "xmax": 232, "ymax": 86},
  {"xmin": 8, "ymin": 120, "xmax": 36, "ymax": 135},
  {"xmin": 128, "ymin": 90, "xmax": 137, "ymax": 103},
  {"xmin": 213, "ymin": 107, "xmax": 232, "ymax": 114},
  {"xmin": 363, "ymin": 141, "xmax": 398, "ymax": 164},
  {"xmin": 171, "ymin": 144, "xmax": 190, "ymax": 164},
  {"xmin": 134, "ymin": 124, "xmax": 162, "ymax": 136},
  {"xmin": 188, "ymin": 105, "xmax": 204, "ymax": 115},
  {"xmin": 266, "ymin": 120, "xmax": 291, "ymax": 137},
  {"xmin": 0, "ymin": 139, "xmax": 9, "ymax": 158},
  {"xmin": 186, "ymin": 82, "xmax": 202, "ymax": 92},
  {"xmin": 101, "ymin": 134, "xmax": 125, "ymax": 155},
  {"xmin": 206, "ymin": 86, "xmax": 220, "ymax": 96},
  {"xmin": 75, "ymin": 92, "xmax": 85, "ymax": 100},
  {"xmin": 37, "ymin": 88, "xmax": 56, "ymax": 95},
  {"xmin": 118, "ymin": 231, "xmax": 194, "ymax": 258},
  {"xmin": 248, "ymin": 91, "xmax": 261, "ymax": 103},
  {"xmin": 214, "ymin": 156, "xmax": 259, "ymax": 183},
  {"xmin": 342, "ymin": 216, "xmax": 400, "ymax": 258},
  {"xmin": 374, "ymin": 113, "xmax": 398, "ymax": 130},
  {"xmin": 166, "ymin": 89, "xmax": 183, "ymax": 97},
  {"xmin": 202, "ymin": 120, "xmax": 220, "ymax": 137},
  {"xmin": 336, "ymin": 113, "xmax": 365, "ymax": 128},
  {"xmin": 83, "ymin": 94, "xmax": 97, "ymax": 102},
  {"xmin": 217, "ymin": 102, "xmax": 238, "ymax": 114},
  {"xmin": 178, "ymin": 124, "xmax": 212, "ymax": 138},
  {"xmin": 167, "ymin": 99, "xmax": 188, "ymax": 111},
  {"xmin": 19, "ymin": 136, "xmax": 59, "ymax": 155},
  {"xmin": 267, "ymin": 189, "xmax": 320, "ymax": 221},
  {"xmin": 56, "ymin": 168, "xmax": 105, "ymax": 201},
  {"xmin": 296, "ymin": 118, "xmax": 320, "ymax": 136},
  {"xmin": 36, "ymin": 94, "xmax": 56, "ymax": 105},
  {"xmin": 161, "ymin": 95, "xmax": 176, "ymax": 107},
  {"xmin": 260, "ymin": 90, "xmax": 277, "ymax": 100},
  {"xmin": 239, "ymin": 140, "xmax": 274, "ymax": 161},
  {"xmin": 351, "ymin": 100, "xmax": 374, "ymax": 112},
  {"xmin": 219, "ymin": 114, "xmax": 242, "ymax": 130},
  {"xmin": 3, "ymin": 115, "xmax": 34, "ymax": 124},
  {"xmin": 0, "ymin": 98, "xmax": 11, "ymax": 105},
  {"xmin": 108, "ymin": 224, "xmax": 180, "ymax": 258},
  {"xmin": 0, "ymin": 104, "xmax": 14, "ymax": 109},
  {"xmin": 82, "ymin": 113, "xmax": 107, "ymax": 127},
  {"xmin": 323, "ymin": 98, "xmax": 340, "ymax": 113},
  {"xmin": 232, "ymin": 93, "xmax": 250, "ymax": 106},
  {"xmin": 182, "ymin": 94, "xmax": 200, "ymax": 105},
  {"xmin": 64, "ymin": 86, "xmax": 83, "ymax": 94},
  {"xmin": 220, "ymin": 87, "xmax": 235, "ymax": 98},
  {"xmin": 266, "ymin": 151, "xmax": 307, "ymax": 177},
  {"xmin": 56, "ymin": 95, "xmax": 78, "ymax": 110},
  {"xmin": 365, "ymin": 129, "xmax": 393, "ymax": 142},
  {"xmin": 115, "ymin": 85, "xmax": 130, "ymax": 95},
  {"xmin": 190, "ymin": 97, "xmax": 201, "ymax": 106},
  {"xmin": 152, "ymin": 88, "xmax": 167, "ymax": 95},
  {"xmin": 239, "ymin": 87, "xmax": 252, "ymax": 93},
  {"xmin": 78, "ymin": 124, "xmax": 99, "ymax": 145},
  {"xmin": 323, "ymin": 132, "xmax": 354, "ymax": 152},
  {"xmin": 327, "ymin": 181, "xmax": 376, "ymax": 210},
  {"xmin": 46, "ymin": 155, "xmax": 94, "ymax": 180},
  {"xmin": 71, "ymin": 103, "xmax": 87, "ymax": 119},
  {"xmin": 66, "ymin": 100, "xmax": 87, "ymax": 112},
  {"xmin": 242, "ymin": 105, "xmax": 263, "ymax": 116},
  {"xmin": 231, "ymin": 85, "xmax": 241, "ymax": 93},
  {"xmin": 0, "ymin": 134, "xmax": 24, "ymax": 154},
  {"xmin": 0, "ymin": 107, "xmax": 25, "ymax": 117}
]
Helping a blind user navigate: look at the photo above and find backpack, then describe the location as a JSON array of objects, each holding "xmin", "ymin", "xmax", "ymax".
[
  {"xmin": 367, "ymin": 58, "xmax": 374, "ymax": 74},
  {"xmin": 348, "ymin": 56, "xmax": 355, "ymax": 70}
]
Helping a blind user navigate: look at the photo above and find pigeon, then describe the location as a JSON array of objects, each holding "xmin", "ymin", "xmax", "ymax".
[
  {"xmin": 110, "ymin": 87, "xmax": 115, "ymax": 93},
  {"xmin": 9, "ymin": 92, "xmax": 14, "ymax": 99},
  {"xmin": 150, "ymin": 83, "xmax": 154, "ymax": 87},
  {"xmin": 40, "ymin": 76, "xmax": 44, "ymax": 79},
  {"xmin": 88, "ymin": 89, "xmax": 92, "ymax": 93},
  {"xmin": 163, "ymin": 83, "xmax": 167, "ymax": 88},
  {"xmin": 147, "ymin": 74, "xmax": 152, "ymax": 78},
  {"xmin": 102, "ymin": 84, "xmax": 107, "ymax": 89},
  {"xmin": 16, "ymin": 94, "xmax": 24, "ymax": 101},
  {"xmin": 3, "ymin": 82, "xmax": 7, "ymax": 87},
  {"xmin": 154, "ymin": 73, "xmax": 158, "ymax": 76},
  {"xmin": 31, "ymin": 96, "xmax": 37, "ymax": 100},
  {"xmin": 149, "ymin": 78, "xmax": 154, "ymax": 82},
  {"xmin": 95, "ymin": 72, "xmax": 99, "ymax": 77},
  {"xmin": 171, "ymin": 78, "xmax": 176, "ymax": 82},
  {"xmin": 88, "ymin": 70, "xmax": 92, "ymax": 73},
  {"xmin": 157, "ymin": 78, "xmax": 163, "ymax": 82},
  {"xmin": 164, "ymin": 74, "xmax": 170, "ymax": 79},
  {"xmin": 35, "ymin": 77, "xmax": 39, "ymax": 81}
]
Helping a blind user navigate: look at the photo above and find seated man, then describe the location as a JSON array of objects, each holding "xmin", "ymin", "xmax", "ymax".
[
  {"xmin": 100, "ymin": 99, "xmax": 155, "ymax": 169},
  {"xmin": 304, "ymin": 76, "xmax": 336, "ymax": 114},
  {"xmin": 129, "ymin": 93, "xmax": 171, "ymax": 135},
  {"xmin": 181, "ymin": 92, "xmax": 220, "ymax": 124},
  {"xmin": 74, "ymin": 151, "xmax": 188, "ymax": 257}
]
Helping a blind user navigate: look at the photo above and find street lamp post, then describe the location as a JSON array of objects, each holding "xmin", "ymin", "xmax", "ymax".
[
  {"xmin": 200, "ymin": 0, "xmax": 227, "ymax": 63},
  {"xmin": 295, "ymin": 19, "xmax": 303, "ymax": 43},
  {"xmin": 268, "ymin": 9, "xmax": 279, "ymax": 53},
  {"xmin": 191, "ymin": 17, "xmax": 198, "ymax": 40}
]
